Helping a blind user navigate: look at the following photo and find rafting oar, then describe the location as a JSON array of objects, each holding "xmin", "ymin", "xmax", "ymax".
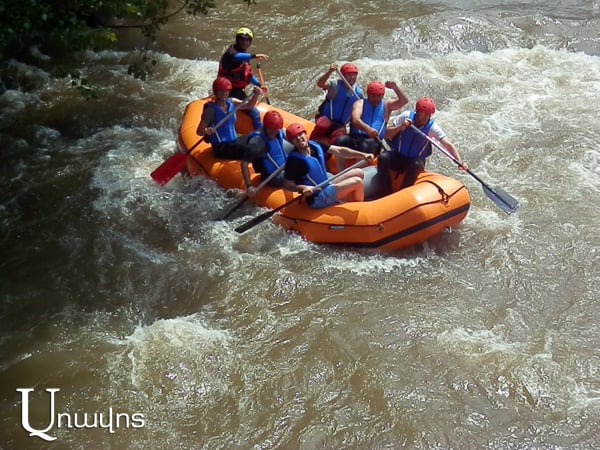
[
  {"xmin": 335, "ymin": 67, "xmax": 392, "ymax": 153},
  {"xmin": 410, "ymin": 124, "xmax": 519, "ymax": 214},
  {"xmin": 150, "ymin": 99, "xmax": 249, "ymax": 186},
  {"xmin": 235, "ymin": 158, "xmax": 368, "ymax": 234},
  {"xmin": 218, "ymin": 163, "xmax": 285, "ymax": 220},
  {"xmin": 256, "ymin": 62, "xmax": 270, "ymax": 105}
]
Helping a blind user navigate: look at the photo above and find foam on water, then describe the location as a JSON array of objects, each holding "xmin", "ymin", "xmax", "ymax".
[
  {"xmin": 321, "ymin": 251, "xmax": 428, "ymax": 276},
  {"xmin": 438, "ymin": 326, "xmax": 524, "ymax": 357},
  {"xmin": 568, "ymin": 148, "xmax": 600, "ymax": 194},
  {"xmin": 437, "ymin": 323, "xmax": 600, "ymax": 414},
  {"xmin": 123, "ymin": 315, "xmax": 232, "ymax": 388}
]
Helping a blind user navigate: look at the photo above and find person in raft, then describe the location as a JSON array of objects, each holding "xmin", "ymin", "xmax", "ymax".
[
  {"xmin": 332, "ymin": 80, "xmax": 409, "ymax": 169},
  {"xmin": 335, "ymin": 81, "xmax": 408, "ymax": 155},
  {"xmin": 377, "ymin": 96, "xmax": 467, "ymax": 195},
  {"xmin": 196, "ymin": 77, "xmax": 262, "ymax": 160},
  {"xmin": 218, "ymin": 26, "xmax": 268, "ymax": 131},
  {"xmin": 241, "ymin": 110, "xmax": 294, "ymax": 198},
  {"xmin": 283, "ymin": 123, "xmax": 374, "ymax": 208},
  {"xmin": 309, "ymin": 63, "xmax": 364, "ymax": 145}
]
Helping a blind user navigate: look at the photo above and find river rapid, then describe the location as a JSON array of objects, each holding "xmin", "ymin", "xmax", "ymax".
[{"xmin": 1, "ymin": 0, "xmax": 600, "ymax": 448}]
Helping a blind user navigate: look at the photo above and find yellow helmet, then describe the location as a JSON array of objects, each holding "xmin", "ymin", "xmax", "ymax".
[{"xmin": 235, "ymin": 27, "xmax": 254, "ymax": 40}]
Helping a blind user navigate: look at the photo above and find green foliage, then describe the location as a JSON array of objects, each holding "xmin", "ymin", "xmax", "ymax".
[
  {"xmin": 0, "ymin": 0, "xmax": 256, "ymax": 94},
  {"xmin": 128, "ymin": 55, "xmax": 158, "ymax": 81}
]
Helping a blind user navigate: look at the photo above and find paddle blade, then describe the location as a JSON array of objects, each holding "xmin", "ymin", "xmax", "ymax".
[
  {"xmin": 482, "ymin": 184, "xmax": 519, "ymax": 214},
  {"xmin": 151, "ymin": 152, "xmax": 188, "ymax": 186}
]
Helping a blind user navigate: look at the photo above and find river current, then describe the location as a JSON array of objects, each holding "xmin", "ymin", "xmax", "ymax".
[{"xmin": 1, "ymin": 0, "xmax": 600, "ymax": 448}]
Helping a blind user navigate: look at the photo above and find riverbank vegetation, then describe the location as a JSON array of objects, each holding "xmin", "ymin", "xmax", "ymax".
[{"xmin": 0, "ymin": 0, "xmax": 255, "ymax": 96}]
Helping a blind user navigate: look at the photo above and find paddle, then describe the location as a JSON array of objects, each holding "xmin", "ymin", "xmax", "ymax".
[
  {"xmin": 335, "ymin": 67, "xmax": 392, "ymax": 153},
  {"xmin": 150, "ymin": 98, "xmax": 249, "ymax": 186},
  {"xmin": 235, "ymin": 158, "xmax": 367, "ymax": 234},
  {"xmin": 217, "ymin": 163, "xmax": 285, "ymax": 220},
  {"xmin": 410, "ymin": 124, "xmax": 519, "ymax": 214},
  {"xmin": 256, "ymin": 62, "xmax": 270, "ymax": 105}
]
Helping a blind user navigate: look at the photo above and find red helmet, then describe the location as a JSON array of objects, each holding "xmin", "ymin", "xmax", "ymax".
[
  {"xmin": 340, "ymin": 63, "xmax": 359, "ymax": 75},
  {"xmin": 367, "ymin": 81, "xmax": 385, "ymax": 96},
  {"xmin": 286, "ymin": 123, "xmax": 306, "ymax": 141},
  {"xmin": 415, "ymin": 97, "xmax": 436, "ymax": 115},
  {"xmin": 263, "ymin": 111, "xmax": 283, "ymax": 130},
  {"xmin": 212, "ymin": 77, "xmax": 232, "ymax": 92}
]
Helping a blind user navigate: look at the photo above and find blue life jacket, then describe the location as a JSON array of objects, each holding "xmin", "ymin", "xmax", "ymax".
[
  {"xmin": 287, "ymin": 141, "xmax": 328, "ymax": 186},
  {"xmin": 391, "ymin": 111, "xmax": 434, "ymax": 158},
  {"xmin": 350, "ymin": 100, "xmax": 386, "ymax": 139},
  {"xmin": 205, "ymin": 100, "xmax": 238, "ymax": 144},
  {"xmin": 247, "ymin": 129, "xmax": 287, "ymax": 175},
  {"xmin": 321, "ymin": 80, "xmax": 364, "ymax": 124}
]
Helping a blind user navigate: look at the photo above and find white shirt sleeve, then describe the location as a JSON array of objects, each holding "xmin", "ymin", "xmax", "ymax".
[
  {"xmin": 428, "ymin": 122, "xmax": 446, "ymax": 141},
  {"xmin": 392, "ymin": 112, "xmax": 446, "ymax": 141},
  {"xmin": 392, "ymin": 111, "xmax": 411, "ymax": 126}
]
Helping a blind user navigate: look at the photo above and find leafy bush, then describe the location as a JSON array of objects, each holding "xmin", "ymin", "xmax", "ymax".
[{"xmin": 0, "ymin": 0, "xmax": 255, "ymax": 95}]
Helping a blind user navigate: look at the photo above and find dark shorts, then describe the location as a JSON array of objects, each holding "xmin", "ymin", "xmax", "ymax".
[
  {"xmin": 381, "ymin": 152, "xmax": 427, "ymax": 173},
  {"xmin": 377, "ymin": 152, "xmax": 427, "ymax": 192},
  {"xmin": 212, "ymin": 138, "xmax": 251, "ymax": 160},
  {"xmin": 333, "ymin": 134, "xmax": 381, "ymax": 155}
]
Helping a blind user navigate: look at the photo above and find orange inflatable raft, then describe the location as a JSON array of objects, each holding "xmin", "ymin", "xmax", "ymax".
[{"xmin": 179, "ymin": 97, "xmax": 470, "ymax": 251}]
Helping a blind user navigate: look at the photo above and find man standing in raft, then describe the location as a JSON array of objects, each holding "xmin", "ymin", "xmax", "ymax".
[
  {"xmin": 310, "ymin": 63, "xmax": 364, "ymax": 144},
  {"xmin": 283, "ymin": 123, "xmax": 374, "ymax": 208},
  {"xmin": 378, "ymin": 96, "xmax": 467, "ymax": 194},
  {"xmin": 218, "ymin": 27, "xmax": 268, "ymax": 131}
]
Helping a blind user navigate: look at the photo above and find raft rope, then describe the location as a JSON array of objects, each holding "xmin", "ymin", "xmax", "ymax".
[{"xmin": 418, "ymin": 180, "xmax": 450, "ymax": 205}]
